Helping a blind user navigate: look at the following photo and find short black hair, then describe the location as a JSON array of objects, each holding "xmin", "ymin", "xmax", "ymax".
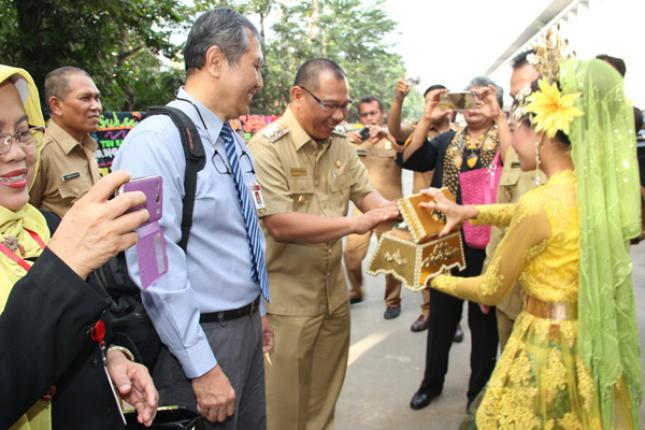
[
  {"xmin": 44, "ymin": 66, "xmax": 91, "ymax": 100},
  {"xmin": 634, "ymin": 107, "xmax": 643, "ymax": 136},
  {"xmin": 184, "ymin": 8, "xmax": 260, "ymax": 73},
  {"xmin": 423, "ymin": 84, "xmax": 447, "ymax": 98},
  {"xmin": 511, "ymin": 49, "xmax": 536, "ymax": 70},
  {"xmin": 596, "ymin": 54, "xmax": 626, "ymax": 77},
  {"xmin": 357, "ymin": 95, "xmax": 383, "ymax": 113},
  {"xmin": 293, "ymin": 58, "xmax": 346, "ymax": 91}
]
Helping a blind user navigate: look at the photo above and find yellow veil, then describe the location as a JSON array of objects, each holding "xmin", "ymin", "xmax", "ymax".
[{"xmin": 0, "ymin": 65, "xmax": 52, "ymax": 430}]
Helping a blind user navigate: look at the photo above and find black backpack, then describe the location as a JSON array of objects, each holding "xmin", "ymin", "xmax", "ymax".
[{"xmin": 91, "ymin": 106, "xmax": 206, "ymax": 369}]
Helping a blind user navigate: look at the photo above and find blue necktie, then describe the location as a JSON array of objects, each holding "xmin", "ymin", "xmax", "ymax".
[{"xmin": 220, "ymin": 123, "xmax": 270, "ymax": 302}]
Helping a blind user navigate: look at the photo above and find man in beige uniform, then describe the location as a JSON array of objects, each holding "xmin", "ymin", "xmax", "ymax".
[
  {"xmin": 387, "ymin": 80, "xmax": 455, "ymax": 333},
  {"xmin": 249, "ymin": 58, "xmax": 399, "ymax": 430},
  {"xmin": 30, "ymin": 66, "xmax": 101, "ymax": 217},
  {"xmin": 344, "ymin": 95, "xmax": 404, "ymax": 319},
  {"xmin": 488, "ymin": 50, "xmax": 542, "ymax": 350}
]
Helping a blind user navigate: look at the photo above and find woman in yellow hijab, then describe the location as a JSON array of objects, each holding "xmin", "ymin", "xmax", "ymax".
[{"xmin": 0, "ymin": 65, "xmax": 157, "ymax": 429}]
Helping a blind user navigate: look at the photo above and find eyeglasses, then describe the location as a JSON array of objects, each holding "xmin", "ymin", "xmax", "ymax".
[
  {"xmin": 0, "ymin": 125, "xmax": 44, "ymax": 156},
  {"xmin": 211, "ymin": 149, "xmax": 255, "ymax": 176},
  {"xmin": 299, "ymin": 86, "xmax": 353, "ymax": 113}
]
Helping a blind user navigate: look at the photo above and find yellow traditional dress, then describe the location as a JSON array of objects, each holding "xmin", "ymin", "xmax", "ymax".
[{"xmin": 432, "ymin": 170, "xmax": 634, "ymax": 429}]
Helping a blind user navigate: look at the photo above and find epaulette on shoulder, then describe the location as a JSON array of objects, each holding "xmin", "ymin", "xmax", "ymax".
[
  {"xmin": 263, "ymin": 123, "xmax": 289, "ymax": 143},
  {"xmin": 332, "ymin": 125, "xmax": 346, "ymax": 137}
]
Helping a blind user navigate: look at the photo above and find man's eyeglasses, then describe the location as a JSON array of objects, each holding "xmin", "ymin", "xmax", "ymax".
[
  {"xmin": 211, "ymin": 149, "xmax": 255, "ymax": 175},
  {"xmin": 0, "ymin": 125, "xmax": 44, "ymax": 156},
  {"xmin": 299, "ymin": 86, "xmax": 353, "ymax": 113}
]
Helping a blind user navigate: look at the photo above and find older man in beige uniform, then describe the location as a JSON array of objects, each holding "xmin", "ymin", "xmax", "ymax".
[
  {"xmin": 30, "ymin": 66, "xmax": 102, "ymax": 217},
  {"xmin": 249, "ymin": 58, "xmax": 398, "ymax": 430},
  {"xmin": 344, "ymin": 95, "xmax": 404, "ymax": 319},
  {"xmin": 489, "ymin": 49, "xmax": 542, "ymax": 350}
]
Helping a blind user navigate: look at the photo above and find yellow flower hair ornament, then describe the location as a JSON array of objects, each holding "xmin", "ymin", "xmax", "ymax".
[{"xmin": 524, "ymin": 78, "xmax": 583, "ymax": 138}]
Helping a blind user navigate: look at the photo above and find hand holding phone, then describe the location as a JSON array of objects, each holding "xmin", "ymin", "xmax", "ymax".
[
  {"xmin": 118, "ymin": 176, "xmax": 167, "ymax": 288},
  {"xmin": 439, "ymin": 92, "xmax": 475, "ymax": 111}
]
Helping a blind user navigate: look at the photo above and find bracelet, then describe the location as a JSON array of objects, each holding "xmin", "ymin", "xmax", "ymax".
[{"xmin": 108, "ymin": 345, "xmax": 135, "ymax": 362}]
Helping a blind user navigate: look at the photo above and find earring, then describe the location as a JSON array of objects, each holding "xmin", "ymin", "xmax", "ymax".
[{"xmin": 534, "ymin": 140, "xmax": 542, "ymax": 185}]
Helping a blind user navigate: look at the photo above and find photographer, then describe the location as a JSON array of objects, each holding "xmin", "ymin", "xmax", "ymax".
[
  {"xmin": 402, "ymin": 77, "xmax": 510, "ymax": 410},
  {"xmin": 387, "ymin": 79, "xmax": 456, "ymax": 333}
]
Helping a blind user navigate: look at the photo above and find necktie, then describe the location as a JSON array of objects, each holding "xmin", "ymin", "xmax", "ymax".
[{"xmin": 220, "ymin": 123, "xmax": 270, "ymax": 302}]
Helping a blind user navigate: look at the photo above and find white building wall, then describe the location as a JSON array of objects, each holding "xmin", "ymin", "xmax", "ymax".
[{"xmin": 490, "ymin": 0, "xmax": 644, "ymax": 107}]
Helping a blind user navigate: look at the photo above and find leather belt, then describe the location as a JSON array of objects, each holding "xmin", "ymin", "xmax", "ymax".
[
  {"xmin": 523, "ymin": 295, "xmax": 577, "ymax": 321},
  {"xmin": 200, "ymin": 297, "xmax": 260, "ymax": 324}
]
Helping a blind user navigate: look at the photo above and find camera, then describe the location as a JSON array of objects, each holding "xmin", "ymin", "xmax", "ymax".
[{"xmin": 359, "ymin": 127, "xmax": 371, "ymax": 141}]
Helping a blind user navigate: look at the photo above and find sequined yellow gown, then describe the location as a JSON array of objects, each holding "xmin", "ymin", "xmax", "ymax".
[{"xmin": 432, "ymin": 170, "xmax": 634, "ymax": 429}]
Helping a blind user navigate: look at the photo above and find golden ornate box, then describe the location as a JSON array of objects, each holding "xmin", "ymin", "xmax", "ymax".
[
  {"xmin": 397, "ymin": 188, "xmax": 456, "ymax": 243},
  {"xmin": 368, "ymin": 228, "xmax": 466, "ymax": 291}
]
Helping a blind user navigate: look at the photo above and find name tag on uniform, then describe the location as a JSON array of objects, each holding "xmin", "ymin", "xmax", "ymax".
[
  {"xmin": 511, "ymin": 161, "xmax": 521, "ymax": 168},
  {"xmin": 61, "ymin": 172, "xmax": 80, "ymax": 182},
  {"xmin": 290, "ymin": 168, "xmax": 307, "ymax": 176},
  {"xmin": 249, "ymin": 182, "xmax": 266, "ymax": 211}
]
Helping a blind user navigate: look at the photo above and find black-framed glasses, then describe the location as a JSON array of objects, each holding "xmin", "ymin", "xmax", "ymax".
[
  {"xmin": 211, "ymin": 149, "xmax": 255, "ymax": 176},
  {"xmin": 0, "ymin": 125, "xmax": 45, "ymax": 156},
  {"xmin": 298, "ymin": 86, "xmax": 353, "ymax": 113}
]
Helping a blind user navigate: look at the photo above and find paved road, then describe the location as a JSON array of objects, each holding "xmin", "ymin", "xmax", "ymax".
[{"xmin": 335, "ymin": 240, "xmax": 645, "ymax": 429}]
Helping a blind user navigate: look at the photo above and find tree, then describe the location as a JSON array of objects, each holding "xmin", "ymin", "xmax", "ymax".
[
  {"xmin": 0, "ymin": 0, "xmax": 188, "ymax": 110},
  {"xmin": 195, "ymin": 0, "xmax": 411, "ymax": 121}
]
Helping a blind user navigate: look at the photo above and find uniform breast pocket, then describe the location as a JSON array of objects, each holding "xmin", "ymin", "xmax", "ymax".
[
  {"xmin": 498, "ymin": 168, "xmax": 521, "ymax": 187},
  {"xmin": 58, "ymin": 178, "xmax": 91, "ymax": 203},
  {"xmin": 330, "ymin": 171, "xmax": 353, "ymax": 203},
  {"xmin": 287, "ymin": 176, "xmax": 315, "ymax": 211}
]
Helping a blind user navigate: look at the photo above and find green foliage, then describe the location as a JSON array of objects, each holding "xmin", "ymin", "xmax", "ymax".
[
  {"xmin": 0, "ymin": 0, "xmax": 416, "ymax": 120},
  {"xmin": 197, "ymin": 0, "xmax": 408, "ymax": 120},
  {"xmin": 0, "ymin": 0, "xmax": 188, "ymax": 110}
]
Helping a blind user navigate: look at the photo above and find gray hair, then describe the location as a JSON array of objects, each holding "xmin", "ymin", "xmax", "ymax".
[
  {"xmin": 183, "ymin": 8, "xmax": 261, "ymax": 72},
  {"xmin": 467, "ymin": 76, "xmax": 504, "ymax": 108},
  {"xmin": 44, "ymin": 66, "xmax": 91, "ymax": 100}
]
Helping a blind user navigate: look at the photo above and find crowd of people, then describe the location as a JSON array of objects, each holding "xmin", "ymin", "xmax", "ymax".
[{"xmin": 1, "ymin": 6, "xmax": 643, "ymax": 430}]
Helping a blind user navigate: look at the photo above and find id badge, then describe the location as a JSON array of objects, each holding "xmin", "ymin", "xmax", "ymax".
[{"xmin": 249, "ymin": 182, "xmax": 266, "ymax": 211}]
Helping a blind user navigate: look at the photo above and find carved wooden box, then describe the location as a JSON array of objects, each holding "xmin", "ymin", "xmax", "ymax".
[
  {"xmin": 397, "ymin": 188, "xmax": 456, "ymax": 243},
  {"xmin": 368, "ymin": 228, "xmax": 466, "ymax": 291}
]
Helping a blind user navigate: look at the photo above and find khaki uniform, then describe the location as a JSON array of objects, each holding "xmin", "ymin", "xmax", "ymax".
[
  {"xmin": 486, "ymin": 147, "xmax": 544, "ymax": 351},
  {"xmin": 344, "ymin": 135, "xmax": 402, "ymax": 307},
  {"xmin": 29, "ymin": 120, "xmax": 101, "ymax": 218},
  {"xmin": 249, "ymin": 107, "xmax": 373, "ymax": 430}
]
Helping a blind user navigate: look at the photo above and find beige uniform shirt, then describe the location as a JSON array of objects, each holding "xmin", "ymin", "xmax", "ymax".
[
  {"xmin": 354, "ymin": 136, "xmax": 402, "ymax": 201},
  {"xmin": 30, "ymin": 120, "xmax": 101, "ymax": 218},
  {"xmin": 249, "ymin": 107, "xmax": 374, "ymax": 316},
  {"xmin": 486, "ymin": 147, "xmax": 544, "ymax": 318}
]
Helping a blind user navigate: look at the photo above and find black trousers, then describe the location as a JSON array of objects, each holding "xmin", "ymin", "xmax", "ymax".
[{"xmin": 418, "ymin": 246, "xmax": 499, "ymax": 405}]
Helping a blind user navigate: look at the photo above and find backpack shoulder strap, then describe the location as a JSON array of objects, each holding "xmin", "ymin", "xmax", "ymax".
[{"xmin": 143, "ymin": 106, "xmax": 206, "ymax": 250}]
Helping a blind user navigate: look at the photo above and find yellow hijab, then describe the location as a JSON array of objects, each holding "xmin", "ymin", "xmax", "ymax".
[{"xmin": 0, "ymin": 65, "xmax": 52, "ymax": 430}]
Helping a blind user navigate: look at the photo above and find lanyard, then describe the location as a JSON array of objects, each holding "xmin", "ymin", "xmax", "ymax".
[{"xmin": 0, "ymin": 229, "xmax": 46, "ymax": 271}]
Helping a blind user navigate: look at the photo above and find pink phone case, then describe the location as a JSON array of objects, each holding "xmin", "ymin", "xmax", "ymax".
[{"xmin": 121, "ymin": 176, "xmax": 167, "ymax": 288}]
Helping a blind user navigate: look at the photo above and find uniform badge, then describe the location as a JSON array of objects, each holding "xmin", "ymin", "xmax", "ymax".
[
  {"xmin": 332, "ymin": 125, "xmax": 347, "ymax": 137},
  {"xmin": 263, "ymin": 124, "xmax": 289, "ymax": 143}
]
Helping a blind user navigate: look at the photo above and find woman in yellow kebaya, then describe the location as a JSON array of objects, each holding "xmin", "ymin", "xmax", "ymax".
[{"xmin": 423, "ymin": 57, "xmax": 642, "ymax": 429}]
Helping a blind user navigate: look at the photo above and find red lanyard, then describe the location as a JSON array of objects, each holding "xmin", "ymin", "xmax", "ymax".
[{"xmin": 0, "ymin": 229, "xmax": 46, "ymax": 271}]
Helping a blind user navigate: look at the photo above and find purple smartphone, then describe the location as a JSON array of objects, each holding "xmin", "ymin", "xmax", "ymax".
[{"xmin": 118, "ymin": 176, "xmax": 167, "ymax": 289}]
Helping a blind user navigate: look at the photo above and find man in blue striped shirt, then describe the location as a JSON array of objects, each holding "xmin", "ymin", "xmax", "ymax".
[{"xmin": 112, "ymin": 8, "xmax": 271, "ymax": 429}]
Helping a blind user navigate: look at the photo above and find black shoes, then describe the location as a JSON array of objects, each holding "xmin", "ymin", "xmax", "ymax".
[
  {"xmin": 410, "ymin": 389, "xmax": 439, "ymax": 410},
  {"xmin": 383, "ymin": 306, "xmax": 401, "ymax": 320},
  {"xmin": 453, "ymin": 324, "xmax": 464, "ymax": 343},
  {"xmin": 349, "ymin": 296, "xmax": 364, "ymax": 305},
  {"xmin": 410, "ymin": 314, "xmax": 430, "ymax": 332}
]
